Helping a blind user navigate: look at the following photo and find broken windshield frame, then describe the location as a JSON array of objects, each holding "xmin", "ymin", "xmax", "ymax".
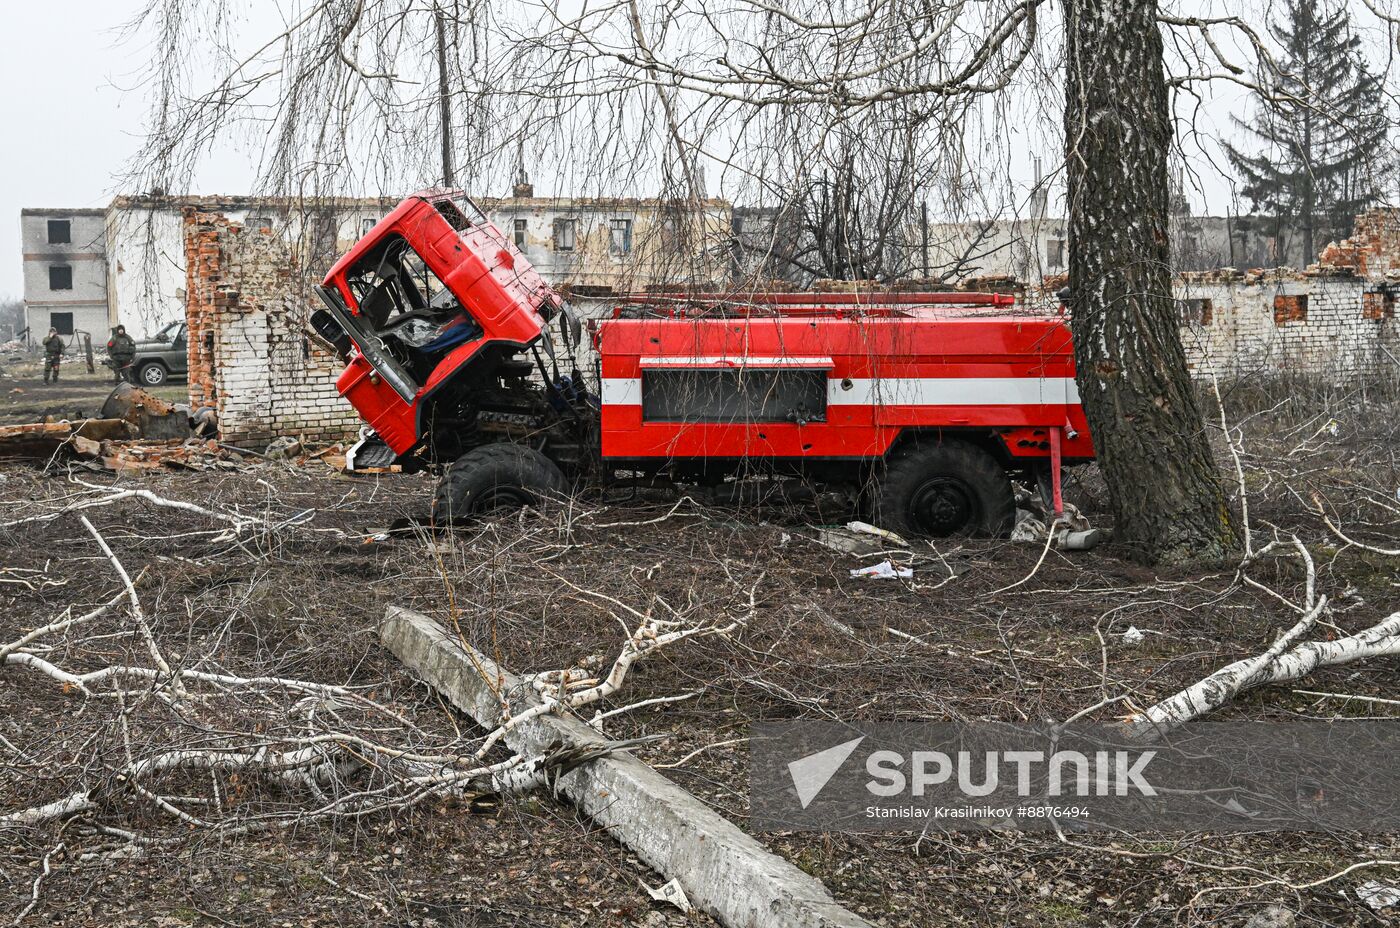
[
  {"xmin": 346, "ymin": 235, "xmax": 479, "ymax": 336},
  {"xmin": 316, "ymin": 286, "xmax": 418, "ymax": 403}
]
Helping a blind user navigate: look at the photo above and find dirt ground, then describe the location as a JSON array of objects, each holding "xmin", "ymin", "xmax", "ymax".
[
  {"xmin": 2, "ymin": 380, "xmax": 1399, "ymax": 927},
  {"xmin": 0, "ymin": 351, "xmax": 188, "ymax": 425}
]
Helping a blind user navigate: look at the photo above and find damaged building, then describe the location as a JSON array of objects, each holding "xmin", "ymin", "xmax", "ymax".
[
  {"xmin": 183, "ymin": 208, "xmax": 365, "ymax": 448},
  {"xmin": 1173, "ymin": 210, "xmax": 1400, "ymax": 379},
  {"xmin": 20, "ymin": 191, "xmax": 735, "ymax": 446},
  {"xmin": 16, "ymin": 193, "xmax": 1399, "ymax": 450},
  {"xmin": 19, "ymin": 207, "xmax": 109, "ymax": 339}
]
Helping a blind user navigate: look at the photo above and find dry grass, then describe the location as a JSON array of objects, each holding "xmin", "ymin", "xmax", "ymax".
[{"xmin": 1, "ymin": 377, "xmax": 1398, "ymax": 926}]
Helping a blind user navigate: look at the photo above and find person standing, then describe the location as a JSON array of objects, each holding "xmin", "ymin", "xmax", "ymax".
[
  {"xmin": 106, "ymin": 325, "xmax": 136, "ymax": 383},
  {"xmin": 42, "ymin": 328, "xmax": 65, "ymax": 384}
]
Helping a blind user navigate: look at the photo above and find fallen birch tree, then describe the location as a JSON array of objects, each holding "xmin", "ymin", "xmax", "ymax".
[
  {"xmin": 1124, "ymin": 609, "xmax": 1400, "ymax": 739},
  {"xmin": 0, "ymin": 494, "xmax": 755, "ymax": 864},
  {"xmin": 1120, "ymin": 533, "xmax": 1400, "ymax": 739}
]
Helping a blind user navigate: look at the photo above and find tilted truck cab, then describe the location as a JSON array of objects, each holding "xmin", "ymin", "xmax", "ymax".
[{"xmin": 312, "ymin": 189, "xmax": 1095, "ymax": 537}]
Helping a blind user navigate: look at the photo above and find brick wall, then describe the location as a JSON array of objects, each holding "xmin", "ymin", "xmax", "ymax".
[
  {"xmin": 1317, "ymin": 209, "xmax": 1400, "ymax": 278},
  {"xmin": 1175, "ymin": 271, "xmax": 1400, "ymax": 380},
  {"xmin": 184, "ymin": 209, "xmax": 361, "ymax": 447}
]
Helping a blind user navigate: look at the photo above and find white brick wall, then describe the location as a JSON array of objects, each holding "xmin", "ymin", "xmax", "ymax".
[
  {"xmin": 186, "ymin": 211, "xmax": 362, "ymax": 447},
  {"xmin": 1175, "ymin": 274, "xmax": 1399, "ymax": 381}
]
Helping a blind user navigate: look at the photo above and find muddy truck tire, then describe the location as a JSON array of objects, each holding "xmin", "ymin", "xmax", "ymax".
[
  {"xmin": 432, "ymin": 444, "xmax": 567, "ymax": 523},
  {"xmin": 873, "ymin": 439, "xmax": 1016, "ymax": 538}
]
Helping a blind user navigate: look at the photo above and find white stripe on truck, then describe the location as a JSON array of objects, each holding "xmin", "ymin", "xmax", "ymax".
[
  {"xmin": 830, "ymin": 377, "xmax": 1081, "ymax": 406},
  {"xmin": 600, "ymin": 376, "xmax": 1079, "ymax": 407}
]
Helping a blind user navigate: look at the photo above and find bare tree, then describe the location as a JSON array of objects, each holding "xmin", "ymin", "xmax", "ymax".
[
  {"xmin": 123, "ymin": 0, "xmax": 1400, "ymax": 564},
  {"xmin": 1063, "ymin": 0, "xmax": 1237, "ymax": 564}
]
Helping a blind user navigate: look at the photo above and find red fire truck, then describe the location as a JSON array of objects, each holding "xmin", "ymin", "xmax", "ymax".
[{"xmin": 311, "ymin": 189, "xmax": 1094, "ymax": 537}]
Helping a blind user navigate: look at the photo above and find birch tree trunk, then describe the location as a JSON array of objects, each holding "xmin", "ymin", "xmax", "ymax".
[{"xmin": 1063, "ymin": 0, "xmax": 1237, "ymax": 565}]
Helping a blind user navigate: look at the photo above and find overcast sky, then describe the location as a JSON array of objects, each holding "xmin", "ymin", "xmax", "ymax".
[
  {"xmin": 2, "ymin": 0, "xmax": 1368, "ymax": 301},
  {"xmin": 0, "ymin": 2, "xmax": 264, "ymax": 300},
  {"xmin": 1, "ymin": 2, "xmax": 132, "ymax": 298}
]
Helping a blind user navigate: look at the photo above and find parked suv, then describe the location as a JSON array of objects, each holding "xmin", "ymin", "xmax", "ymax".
[{"xmin": 131, "ymin": 321, "xmax": 188, "ymax": 386}]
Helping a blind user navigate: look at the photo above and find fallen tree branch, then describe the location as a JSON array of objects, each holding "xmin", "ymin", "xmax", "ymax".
[
  {"xmin": 79, "ymin": 516, "xmax": 179, "ymax": 690},
  {"xmin": 0, "ymin": 590, "xmax": 127, "ymax": 662},
  {"xmin": 1124, "ymin": 610, "xmax": 1400, "ymax": 739},
  {"xmin": 1315, "ymin": 493, "xmax": 1400, "ymax": 556},
  {"xmin": 1, "ymin": 485, "xmax": 263, "ymax": 534},
  {"xmin": 13, "ymin": 840, "xmax": 64, "ymax": 925}
]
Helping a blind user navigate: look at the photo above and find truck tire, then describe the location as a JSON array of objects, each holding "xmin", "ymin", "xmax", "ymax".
[
  {"xmin": 138, "ymin": 362, "xmax": 168, "ymax": 386},
  {"xmin": 432, "ymin": 444, "xmax": 567, "ymax": 523},
  {"xmin": 873, "ymin": 439, "xmax": 1016, "ymax": 538}
]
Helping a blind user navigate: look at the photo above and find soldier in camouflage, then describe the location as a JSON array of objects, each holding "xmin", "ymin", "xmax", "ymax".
[
  {"xmin": 42, "ymin": 328, "xmax": 65, "ymax": 384},
  {"xmin": 106, "ymin": 325, "xmax": 136, "ymax": 383}
]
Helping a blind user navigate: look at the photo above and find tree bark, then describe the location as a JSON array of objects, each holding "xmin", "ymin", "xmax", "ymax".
[{"xmin": 1063, "ymin": 0, "xmax": 1237, "ymax": 565}]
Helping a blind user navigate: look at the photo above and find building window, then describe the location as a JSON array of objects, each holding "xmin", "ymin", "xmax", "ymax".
[
  {"xmin": 609, "ymin": 218, "xmax": 633, "ymax": 255},
  {"xmin": 360, "ymin": 218, "xmax": 377, "ymax": 238},
  {"xmin": 1178, "ymin": 298, "xmax": 1213, "ymax": 326},
  {"xmin": 50, "ymin": 311, "xmax": 74, "ymax": 336},
  {"xmin": 1363, "ymin": 290, "xmax": 1395, "ymax": 320},
  {"xmin": 47, "ymin": 220, "xmax": 71, "ymax": 244},
  {"xmin": 553, "ymin": 218, "xmax": 576, "ymax": 252},
  {"xmin": 48, "ymin": 265, "xmax": 73, "ymax": 290},
  {"xmin": 660, "ymin": 216, "xmax": 685, "ymax": 252},
  {"xmin": 1046, "ymin": 239, "xmax": 1065, "ymax": 269},
  {"xmin": 514, "ymin": 218, "xmax": 528, "ymax": 249},
  {"xmin": 1273, "ymin": 293, "xmax": 1308, "ymax": 325}
]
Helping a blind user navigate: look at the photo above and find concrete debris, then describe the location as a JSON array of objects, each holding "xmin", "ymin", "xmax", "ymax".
[
  {"xmin": 265, "ymin": 436, "xmax": 303, "ymax": 459},
  {"xmin": 811, "ymin": 527, "xmax": 886, "ymax": 556},
  {"xmin": 92, "ymin": 439, "xmax": 245, "ymax": 473},
  {"xmin": 68, "ymin": 435, "xmax": 101, "ymax": 458},
  {"xmin": 0, "ymin": 414, "xmax": 359, "ymax": 476},
  {"xmin": 86, "ymin": 438, "xmax": 364, "ymax": 475},
  {"xmin": 379, "ymin": 605, "xmax": 875, "ymax": 928}
]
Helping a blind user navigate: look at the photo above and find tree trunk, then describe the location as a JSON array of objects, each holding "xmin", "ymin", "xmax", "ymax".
[
  {"xmin": 1063, "ymin": 0, "xmax": 1237, "ymax": 565},
  {"xmin": 434, "ymin": 5, "xmax": 455, "ymax": 188}
]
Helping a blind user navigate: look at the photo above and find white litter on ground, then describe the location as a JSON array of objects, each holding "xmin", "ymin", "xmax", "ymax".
[
  {"xmin": 850, "ymin": 560, "xmax": 913, "ymax": 580},
  {"xmin": 641, "ymin": 877, "xmax": 693, "ymax": 913},
  {"xmin": 1355, "ymin": 884, "xmax": 1400, "ymax": 912},
  {"xmin": 845, "ymin": 521, "xmax": 909, "ymax": 547},
  {"xmin": 1358, "ymin": 880, "xmax": 1400, "ymax": 911}
]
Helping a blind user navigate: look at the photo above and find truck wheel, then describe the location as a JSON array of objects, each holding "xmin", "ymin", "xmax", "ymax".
[
  {"xmin": 874, "ymin": 440, "xmax": 1015, "ymax": 538},
  {"xmin": 138, "ymin": 362, "xmax": 168, "ymax": 386},
  {"xmin": 432, "ymin": 444, "xmax": 567, "ymax": 523}
]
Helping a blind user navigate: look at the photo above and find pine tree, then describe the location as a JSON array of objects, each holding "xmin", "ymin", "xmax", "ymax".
[{"xmin": 1224, "ymin": 0, "xmax": 1391, "ymax": 261}]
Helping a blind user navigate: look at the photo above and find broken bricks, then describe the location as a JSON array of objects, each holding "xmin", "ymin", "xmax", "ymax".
[{"xmin": 0, "ymin": 419, "xmax": 137, "ymax": 459}]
